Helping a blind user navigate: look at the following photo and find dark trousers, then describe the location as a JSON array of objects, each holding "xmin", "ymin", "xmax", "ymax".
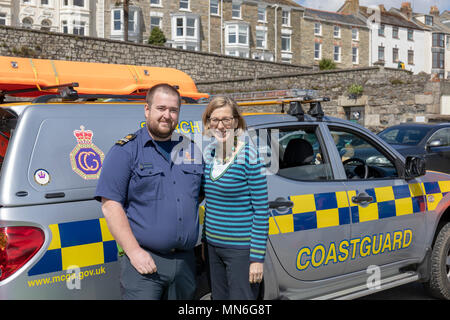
[
  {"xmin": 207, "ymin": 244, "xmax": 260, "ymax": 300},
  {"xmin": 119, "ymin": 248, "xmax": 196, "ymax": 300}
]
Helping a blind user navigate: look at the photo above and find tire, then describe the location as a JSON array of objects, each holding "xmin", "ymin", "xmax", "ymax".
[{"xmin": 425, "ymin": 222, "xmax": 450, "ymax": 300}]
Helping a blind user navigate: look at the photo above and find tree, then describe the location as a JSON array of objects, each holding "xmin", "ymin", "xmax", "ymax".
[
  {"xmin": 148, "ymin": 27, "xmax": 167, "ymax": 46},
  {"xmin": 319, "ymin": 58, "xmax": 336, "ymax": 70}
]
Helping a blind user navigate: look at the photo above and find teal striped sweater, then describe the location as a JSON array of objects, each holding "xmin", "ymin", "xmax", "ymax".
[{"xmin": 202, "ymin": 142, "xmax": 270, "ymax": 262}]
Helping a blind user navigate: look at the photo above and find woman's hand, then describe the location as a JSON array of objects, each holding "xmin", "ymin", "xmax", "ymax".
[{"xmin": 249, "ymin": 262, "xmax": 263, "ymax": 284}]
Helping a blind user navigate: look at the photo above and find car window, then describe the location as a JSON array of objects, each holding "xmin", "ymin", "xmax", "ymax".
[
  {"xmin": 378, "ymin": 126, "xmax": 430, "ymax": 146},
  {"xmin": 263, "ymin": 126, "xmax": 333, "ymax": 181},
  {"xmin": 428, "ymin": 128, "xmax": 450, "ymax": 147},
  {"xmin": 330, "ymin": 127, "xmax": 398, "ymax": 179}
]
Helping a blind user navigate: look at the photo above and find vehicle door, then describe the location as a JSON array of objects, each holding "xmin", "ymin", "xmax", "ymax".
[
  {"xmin": 327, "ymin": 125, "xmax": 427, "ymax": 274},
  {"xmin": 424, "ymin": 127, "xmax": 450, "ymax": 174},
  {"xmin": 253, "ymin": 122, "xmax": 351, "ymax": 281}
]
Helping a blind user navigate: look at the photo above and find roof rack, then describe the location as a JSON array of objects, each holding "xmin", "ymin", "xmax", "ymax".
[
  {"xmin": 0, "ymin": 82, "xmax": 79, "ymax": 104},
  {"xmin": 31, "ymin": 94, "xmax": 199, "ymax": 104},
  {"xmin": 224, "ymin": 89, "xmax": 329, "ymax": 121}
]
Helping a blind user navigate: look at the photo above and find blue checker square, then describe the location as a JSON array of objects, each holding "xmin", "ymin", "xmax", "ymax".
[
  {"xmin": 59, "ymin": 219, "xmax": 102, "ymax": 248},
  {"xmin": 393, "ymin": 185, "xmax": 411, "ymax": 199},
  {"xmin": 28, "ymin": 249, "xmax": 62, "ymax": 276},
  {"xmin": 377, "ymin": 200, "xmax": 396, "ymax": 219},
  {"xmin": 424, "ymin": 182, "xmax": 440, "ymax": 194},
  {"xmin": 365, "ymin": 188, "xmax": 377, "ymax": 203},
  {"xmin": 412, "ymin": 196, "xmax": 425, "ymax": 213},
  {"xmin": 293, "ymin": 212, "xmax": 317, "ymax": 231},
  {"xmin": 338, "ymin": 207, "xmax": 351, "ymax": 225},
  {"xmin": 350, "ymin": 206, "xmax": 359, "ymax": 223},
  {"xmin": 103, "ymin": 240, "xmax": 118, "ymax": 263},
  {"xmin": 314, "ymin": 192, "xmax": 337, "ymax": 211}
]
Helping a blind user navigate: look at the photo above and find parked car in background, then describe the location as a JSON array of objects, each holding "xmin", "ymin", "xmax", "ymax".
[{"xmin": 378, "ymin": 123, "xmax": 450, "ymax": 174}]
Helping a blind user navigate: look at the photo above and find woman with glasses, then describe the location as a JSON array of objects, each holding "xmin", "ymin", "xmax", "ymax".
[{"xmin": 201, "ymin": 96, "xmax": 269, "ymax": 300}]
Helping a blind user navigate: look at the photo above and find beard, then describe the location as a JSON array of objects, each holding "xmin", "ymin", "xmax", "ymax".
[{"xmin": 146, "ymin": 119, "xmax": 176, "ymax": 140}]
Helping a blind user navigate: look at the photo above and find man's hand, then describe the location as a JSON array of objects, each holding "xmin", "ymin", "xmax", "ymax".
[
  {"xmin": 128, "ymin": 247, "xmax": 157, "ymax": 275},
  {"xmin": 249, "ymin": 262, "xmax": 263, "ymax": 284}
]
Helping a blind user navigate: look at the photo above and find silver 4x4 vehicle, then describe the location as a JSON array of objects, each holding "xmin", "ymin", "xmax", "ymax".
[{"xmin": 0, "ymin": 90, "xmax": 449, "ymax": 300}]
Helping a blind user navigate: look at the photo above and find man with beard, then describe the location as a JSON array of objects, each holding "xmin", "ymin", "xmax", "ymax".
[{"xmin": 95, "ymin": 84, "xmax": 203, "ymax": 300}]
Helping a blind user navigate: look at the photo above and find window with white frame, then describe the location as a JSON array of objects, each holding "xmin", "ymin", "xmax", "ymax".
[
  {"xmin": 314, "ymin": 22, "xmax": 321, "ymax": 35},
  {"xmin": 73, "ymin": 20, "xmax": 85, "ymax": 35},
  {"xmin": 73, "ymin": 0, "xmax": 84, "ymax": 7},
  {"xmin": 334, "ymin": 25, "xmax": 340, "ymax": 38},
  {"xmin": 41, "ymin": 0, "xmax": 49, "ymax": 5},
  {"xmin": 334, "ymin": 45, "xmax": 341, "ymax": 62},
  {"xmin": 173, "ymin": 15, "xmax": 198, "ymax": 38},
  {"xmin": 281, "ymin": 33, "xmax": 291, "ymax": 52},
  {"xmin": 113, "ymin": 9, "xmax": 121, "ymax": 31},
  {"xmin": 378, "ymin": 24, "xmax": 385, "ymax": 36},
  {"xmin": 352, "ymin": 28, "xmax": 359, "ymax": 40},
  {"xmin": 179, "ymin": 0, "xmax": 189, "ymax": 10},
  {"xmin": 63, "ymin": 0, "xmax": 69, "ymax": 6},
  {"xmin": 282, "ymin": 10, "xmax": 290, "ymax": 26},
  {"xmin": 352, "ymin": 47, "xmax": 358, "ymax": 64},
  {"xmin": 62, "ymin": 20, "xmax": 68, "ymax": 33},
  {"xmin": 150, "ymin": 0, "xmax": 161, "ymax": 6},
  {"xmin": 257, "ymin": 6, "xmax": 266, "ymax": 22},
  {"xmin": 210, "ymin": 0, "xmax": 219, "ymax": 15},
  {"xmin": 41, "ymin": 19, "xmax": 51, "ymax": 31},
  {"xmin": 150, "ymin": 16, "xmax": 162, "ymax": 30},
  {"xmin": 226, "ymin": 24, "xmax": 248, "ymax": 45},
  {"xmin": 232, "ymin": 1, "xmax": 241, "ymax": 19},
  {"xmin": 314, "ymin": 42, "xmax": 321, "ymax": 60},
  {"xmin": 0, "ymin": 13, "xmax": 6, "ymax": 26},
  {"xmin": 22, "ymin": 17, "xmax": 33, "ymax": 28},
  {"xmin": 255, "ymin": 29, "xmax": 266, "ymax": 49},
  {"xmin": 378, "ymin": 45, "xmax": 385, "ymax": 61}
]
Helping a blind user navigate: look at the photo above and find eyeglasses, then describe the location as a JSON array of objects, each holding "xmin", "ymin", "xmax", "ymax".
[{"xmin": 208, "ymin": 117, "xmax": 234, "ymax": 126}]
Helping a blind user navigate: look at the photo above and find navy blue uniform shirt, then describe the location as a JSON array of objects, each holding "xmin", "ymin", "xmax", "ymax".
[{"xmin": 95, "ymin": 127, "xmax": 203, "ymax": 254}]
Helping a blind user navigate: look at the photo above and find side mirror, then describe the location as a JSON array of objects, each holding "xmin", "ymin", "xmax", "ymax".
[
  {"xmin": 426, "ymin": 139, "xmax": 443, "ymax": 149},
  {"xmin": 405, "ymin": 156, "xmax": 426, "ymax": 179}
]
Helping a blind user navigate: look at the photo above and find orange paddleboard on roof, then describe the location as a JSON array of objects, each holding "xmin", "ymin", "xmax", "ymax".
[{"xmin": 0, "ymin": 56, "xmax": 208, "ymax": 100}]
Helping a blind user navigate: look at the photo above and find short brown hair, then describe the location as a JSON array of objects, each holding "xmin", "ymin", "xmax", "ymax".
[
  {"xmin": 146, "ymin": 83, "xmax": 181, "ymax": 108},
  {"xmin": 202, "ymin": 95, "xmax": 246, "ymax": 134}
]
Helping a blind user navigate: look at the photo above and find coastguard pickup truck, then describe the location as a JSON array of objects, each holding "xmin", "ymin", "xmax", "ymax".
[{"xmin": 0, "ymin": 57, "xmax": 449, "ymax": 300}]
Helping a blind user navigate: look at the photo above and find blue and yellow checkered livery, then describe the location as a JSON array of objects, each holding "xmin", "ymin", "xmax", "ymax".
[
  {"xmin": 269, "ymin": 181, "xmax": 450, "ymax": 235},
  {"xmin": 28, "ymin": 218, "xmax": 117, "ymax": 276}
]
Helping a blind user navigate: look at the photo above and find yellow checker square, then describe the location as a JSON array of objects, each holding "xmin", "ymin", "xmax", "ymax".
[
  {"xmin": 48, "ymin": 224, "xmax": 61, "ymax": 250},
  {"xmin": 438, "ymin": 180, "xmax": 450, "ymax": 193},
  {"xmin": 409, "ymin": 183, "xmax": 425, "ymax": 197},
  {"xmin": 61, "ymin": 242, "xmax": 104, "ymax": 270},
  {"xmin": 316, "ymin": 208, "xmax": 340, "ymax": 229},
  {"xmin": 99, "ymin": 218, "xmax": 114, "ymax": 242},
  {"xmin": 375, "ymin": 186, "xmax": 395, "ymax": 202},
  {"xmin": 395, "ymin": 198, "xmax": 413, "ymax": 216},
  {"xmin": 335, "ymin": 191, "xmax": 349, "ymax": 208},
  {"xmin": 269, "ymin": 215, "xmax": 294, "ymax": 235},
  {"xmin": 291, "ymin": 194, "xmax": 316, "ymax": 214},
  {"xmin": 427, "ymin": 193, "xmax": 443, "ymax": 211},
  {"xmin": 358, "ymin": 203, "xmax": 379, "ymax": 222},
  {"xmin": 347, "ymin": 190, "xmax": 357, "ymax": 206}
]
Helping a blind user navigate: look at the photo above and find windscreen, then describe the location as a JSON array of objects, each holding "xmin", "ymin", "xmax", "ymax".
[{"xmin": 378, "ymin": 126, "xmax": 430, "ymax": 146}]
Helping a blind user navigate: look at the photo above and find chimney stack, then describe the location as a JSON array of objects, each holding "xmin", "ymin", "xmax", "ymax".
[
  {"xmin": 400, "ymin": 2, "xmax": 413, "ymax": 20},
  {"xmin": 343, "ymin": 0, "xmax": 360, "ymax": 15},
  {"xmin": 430, "ymin": 6, "xmax": 439, "ymax": 16},
  {"xmin": 379, "ymin": 4, "xmax": 386, "ymax": 12}
]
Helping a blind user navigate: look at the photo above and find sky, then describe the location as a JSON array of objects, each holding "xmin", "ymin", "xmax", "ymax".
[{"xmin": 295, "ymin": 0, "xmax": 450, "ymax": 13}]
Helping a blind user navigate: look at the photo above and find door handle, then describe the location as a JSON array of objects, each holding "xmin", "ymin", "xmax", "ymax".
[
  {"xmin": 351, "ymin": 192, "xmax": 373, "ymax": 204},
  {"xmin": 269, "ymin": 197, "xmax": 294, "ymax": 210}
]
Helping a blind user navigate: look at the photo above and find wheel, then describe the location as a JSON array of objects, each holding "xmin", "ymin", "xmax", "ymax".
[{"xmin": 425, "ymin": 222, "xmax": 450, "ymax": 300}]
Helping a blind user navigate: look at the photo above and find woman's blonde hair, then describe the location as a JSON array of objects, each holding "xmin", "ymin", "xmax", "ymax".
[{"xmin": 202, "ymin": 96, "xmax": 246, "ymax": 135}]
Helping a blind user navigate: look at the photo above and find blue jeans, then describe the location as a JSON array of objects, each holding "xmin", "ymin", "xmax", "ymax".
[
  {"xmin": 119, "ymin": 248, "xmax": 196, "ymax": 300},
  {"xmin": 207, "ymin": 244, "xmax": 260, "ymax": 300}
]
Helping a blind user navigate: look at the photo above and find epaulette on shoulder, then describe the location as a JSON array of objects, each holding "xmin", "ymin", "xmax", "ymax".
[{"xmin": 116, "ymin": 134, "xmax": 136, "ymax": 146}]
